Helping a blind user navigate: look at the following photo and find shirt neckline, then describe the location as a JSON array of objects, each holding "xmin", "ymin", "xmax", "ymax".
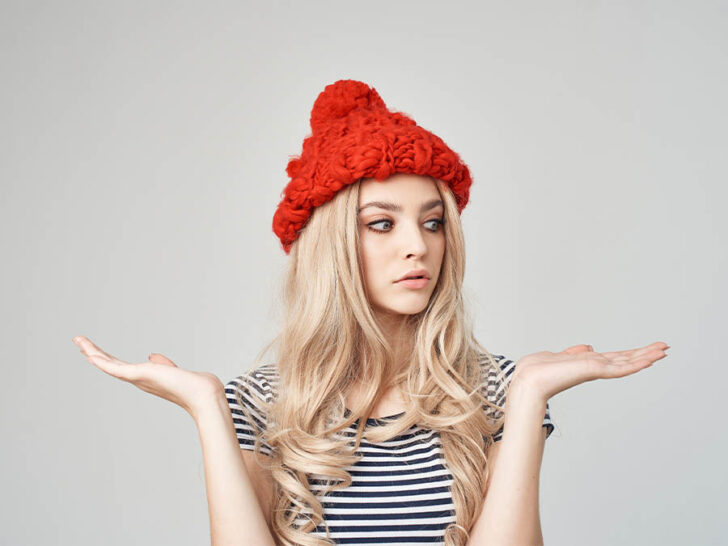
[{"xmin": 343, "ymin": 407, "xmax": 406, "ymax": 425}]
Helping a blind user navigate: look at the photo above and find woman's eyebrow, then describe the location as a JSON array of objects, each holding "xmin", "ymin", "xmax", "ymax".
[{"xmin": 357, "ymin": 199, "xmax": 443, "ymax": 214}]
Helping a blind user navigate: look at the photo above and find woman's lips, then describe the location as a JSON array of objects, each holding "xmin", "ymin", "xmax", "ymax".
[{"xmin": 396, "ymin": 277, "xmax": 429, "ymax": 289}]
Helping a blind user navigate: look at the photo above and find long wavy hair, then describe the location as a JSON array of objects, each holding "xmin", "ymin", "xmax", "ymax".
[{"xmin": 239, "ymin": 176, "xmax": 508, "ymax": 545}]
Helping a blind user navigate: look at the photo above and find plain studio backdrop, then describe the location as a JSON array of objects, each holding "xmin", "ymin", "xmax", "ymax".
[{"xmin": 1, "ymin": 1, "xmax": 725, "ymax": 545}]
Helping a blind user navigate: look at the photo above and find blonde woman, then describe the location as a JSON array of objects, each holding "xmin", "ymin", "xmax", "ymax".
[{"xmin": 73, "ymin": 80, "xmax": 669, "ymax": 546}]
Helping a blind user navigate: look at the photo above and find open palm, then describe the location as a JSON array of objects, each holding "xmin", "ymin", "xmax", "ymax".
[
  {"xmin": 73, "ymin": 335, "xmax": 224, "ymax": 418},
  {"xmin": 513, "ymin": 341, "xmax": 670, "ymax": 402}
]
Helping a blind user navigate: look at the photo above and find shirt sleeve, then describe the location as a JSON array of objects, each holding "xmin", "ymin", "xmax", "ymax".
[
  {"xmin": 224, "ymin": 369, "xmax": 274, "ymax": 456},
  {"xmin": 481, "ymin": 353, "xmax": 555, "ymax": 443}
]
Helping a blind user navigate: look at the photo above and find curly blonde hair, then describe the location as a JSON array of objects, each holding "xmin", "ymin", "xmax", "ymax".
[{"xmin": 235, "ymin": 176, "xmax": 508, "ymax": 545}]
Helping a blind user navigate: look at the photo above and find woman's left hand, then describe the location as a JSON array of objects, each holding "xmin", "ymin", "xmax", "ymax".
[{"xmin": 511, "ymin": 341, "xmax": 670, "ymax": 402}]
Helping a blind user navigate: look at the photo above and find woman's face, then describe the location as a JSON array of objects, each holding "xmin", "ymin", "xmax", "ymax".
[{"xmin": 357, "ymin": 174, "xmax": 446, "ymax": 323}]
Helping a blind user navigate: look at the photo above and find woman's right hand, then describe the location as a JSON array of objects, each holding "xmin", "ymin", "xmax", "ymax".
[{"xmin": 73, "ymin": 335, "xmax": 224, "ymax": 420}]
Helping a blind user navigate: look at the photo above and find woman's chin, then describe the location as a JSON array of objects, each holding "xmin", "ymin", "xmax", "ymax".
[{"xmin": 375, "ymin": 300, "xmax": 430, "ymax": 318}]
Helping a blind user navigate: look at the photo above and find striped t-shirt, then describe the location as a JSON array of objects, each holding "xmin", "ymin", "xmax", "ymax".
[{"xmin": 224, "ymin": 353, "xmax": 554, "ymax": 545}]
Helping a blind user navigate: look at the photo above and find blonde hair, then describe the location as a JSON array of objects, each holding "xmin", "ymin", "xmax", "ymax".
[{"xmin": 238, "ymin": 177, "xmax": 508, "ymax": 545}]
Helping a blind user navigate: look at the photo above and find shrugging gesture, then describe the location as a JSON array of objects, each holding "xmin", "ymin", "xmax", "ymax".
[
  {"xmin": 512, "ymin": 341, "xmax": 670, "ymax": 402},
  {"xmin": 73, "ymin": 335, "xmax": 224, "ymax": 419}
]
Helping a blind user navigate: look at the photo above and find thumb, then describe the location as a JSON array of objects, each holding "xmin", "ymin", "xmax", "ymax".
[
  {"xmin": 148, "ymin": 353, "xmax": 179, "ymax": 367},
  {"xmin": 561, "ymin": 344, "xmax": 594, "ymax": 355}
]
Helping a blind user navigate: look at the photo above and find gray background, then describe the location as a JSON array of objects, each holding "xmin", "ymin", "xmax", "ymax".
[{"xmin": 2, "ymin": 1, "xmax": 725, "ymax": 544}]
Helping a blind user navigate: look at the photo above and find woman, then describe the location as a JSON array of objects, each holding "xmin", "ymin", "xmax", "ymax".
[{"xmin": 73, "ymin": 80, "xmax": 669, "ymax": 546}]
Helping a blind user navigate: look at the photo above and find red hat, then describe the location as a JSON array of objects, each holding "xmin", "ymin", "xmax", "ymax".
[{"xmin": 272, "ymin": 79, "xmax": 473, "ymax": 254}]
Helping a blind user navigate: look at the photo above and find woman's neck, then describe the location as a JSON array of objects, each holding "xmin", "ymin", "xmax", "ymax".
[{"xmin": 376, "ymin": 309, "xmax": 414, "ymax": 348}]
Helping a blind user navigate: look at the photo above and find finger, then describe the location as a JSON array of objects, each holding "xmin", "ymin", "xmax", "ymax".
[
  {"xmin": 149, "ymin": 353, "xmax": 178, "ymax": 367},
  {"xmin": 599, "ymin": 341, "xmax": 669, "ymax": 361},
  {"xmin": 605, "ymin": 347, "xmax": 668, "ymax": 374},
  {"xmin": 561, "ymin": 344, "xmax": 593, "ymax": 354},
  {"xmin": 86, "ymin": 353, "xmax": 139, "ymax": 382},
  {"xmin": 602, "ymin": 358, "xmax": 654, "ymax": 378},
  {"xmin": 631, "ymin": 346, "xmax": 668, "ymax": 366},
  {"xmin": 73, "ymin": 336, "xmax": 119, "ymax": 361}
]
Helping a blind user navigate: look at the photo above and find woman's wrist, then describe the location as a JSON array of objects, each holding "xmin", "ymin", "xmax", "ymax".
[
  {"xmin": 501, "ymin": 381, "xmax": 548, "ymax": 444},
  {"xmin": 189, "ymin": 387, "xmax": 229, "ymax": 424},
  {"xmin": 506, "ymin": 374, "xmax": 548, "ymax": 411}
]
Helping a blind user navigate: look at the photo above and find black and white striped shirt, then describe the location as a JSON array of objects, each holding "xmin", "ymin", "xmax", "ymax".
[{"xmin": 225, "ymin": 353, "xmax": 554, "ymax": 544}]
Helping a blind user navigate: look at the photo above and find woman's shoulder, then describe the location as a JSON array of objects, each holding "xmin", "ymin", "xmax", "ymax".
[
  {"xmin": 477, "ymin": 351, "xmax": 518, "ymax": 404},
  {"xmin": 225, "ymin": 362, "xmax": 280, "ymax": 404},
  {"xmin": 477, "ymin": 350, "xmax": 517, "ymax": 374}
]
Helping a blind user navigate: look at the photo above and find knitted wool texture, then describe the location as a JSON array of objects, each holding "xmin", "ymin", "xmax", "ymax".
[{"xmin": 272, "ymin": 79, "xmax": 473, "ymax": 254}]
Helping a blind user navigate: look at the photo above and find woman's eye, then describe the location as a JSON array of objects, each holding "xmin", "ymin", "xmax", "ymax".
[
  {"xmin": 366, "ymin": 219, "xmax": 444, "ymax": 234},
  {"xmin": 367, "ymin": 220, "xmax": 393, "ymax": 232},
  {"xmin": 425, "ymin": 219, "xmax": 444, "ymax": 231}
]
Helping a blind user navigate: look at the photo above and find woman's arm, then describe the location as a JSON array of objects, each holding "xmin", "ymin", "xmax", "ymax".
[
  {"xmin": 73, "ymin": 336, "xmax": 278, "ymax": 545},
  {"xmin": 194, "ymin": 390, "xmax": 276, "ymax": 546},
  {"xmin": 467, "ymin": 380, "xmax": 548, "ymax": 546},
  {"xmin": 467, "ymin": 341, "xmax": 668, "ymax": 545}
]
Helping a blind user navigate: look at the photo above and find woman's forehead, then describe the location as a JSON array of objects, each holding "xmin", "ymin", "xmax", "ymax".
[{"xmin": 358, "ymin": 174, "xmax": 440, "ymax": 203}]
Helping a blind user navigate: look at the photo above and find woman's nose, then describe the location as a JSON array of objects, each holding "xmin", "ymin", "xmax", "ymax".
[{"xmin": 400, "ymin": 222, "xmax": 428, "ymax": 256}]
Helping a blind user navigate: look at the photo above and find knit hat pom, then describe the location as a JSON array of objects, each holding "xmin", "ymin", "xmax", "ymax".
[{"xmin": 309, "ymin": 79, "xmax": 387, "ymax": 132}]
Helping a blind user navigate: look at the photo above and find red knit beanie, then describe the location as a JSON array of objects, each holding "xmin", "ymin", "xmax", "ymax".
[{"xmin": 272, "ymin": 79, "xmax": 473, "ymax": 254}]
